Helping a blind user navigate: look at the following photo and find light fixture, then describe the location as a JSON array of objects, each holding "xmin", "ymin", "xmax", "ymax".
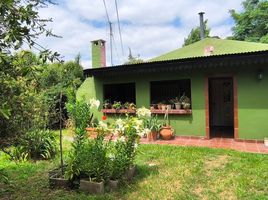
[{"xmin": 257, "ymin": 70, "xmax": 263, "ymax": 80}]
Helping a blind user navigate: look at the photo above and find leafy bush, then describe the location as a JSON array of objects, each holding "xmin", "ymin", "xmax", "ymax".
[
  {"xmin": 0, "ymin": 169, "xmax": 9, "ymax": 184},
  {"xmin": 13, "ymin": 129, "xmax": 57, "ymax": 160},
  {"xmin": 108, "ymin": 138, "xmax": 130, "ymax": 180}
]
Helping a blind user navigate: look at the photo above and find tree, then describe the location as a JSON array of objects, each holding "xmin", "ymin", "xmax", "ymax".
[
  {"xmin": 0, "ymin": 0, "xmax": 60, "ymax": 60},
  {"xmin": 230, "ymin": 0, "xmax": 268, "ymax": 43},
  {"xmin": 183, "ymin": 20, "xmax": 210, "ymax": 46},
  {"xmin": 124, "ymin": 48, "xmax": 143, "ymax": 64}
]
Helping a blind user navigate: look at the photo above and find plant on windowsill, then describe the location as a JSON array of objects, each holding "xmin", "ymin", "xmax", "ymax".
[
  {"xmin": 128, "ymin": 103, "xmax": 136, "ymax": 111},
  {"xmin": 112, "ymin": 101, "xmax": 122, "ymax": 111},
  {"xmin": 123, "ymin": 102, "xmax": 130, "ymax": 109},
  {"xmin": 103, "ymin": 99, "xmax": 112, "ymax": 109},
  {"xmin": 159, "ymin": 107, "xmax": 174, "ymax": 140},
  {"xmin": 170, "ymin": 97, "xmax": 182, "ymax": 110},
  {"xmin": 180, "ymin": 94, "xmax": 191, "ymax": 110}
]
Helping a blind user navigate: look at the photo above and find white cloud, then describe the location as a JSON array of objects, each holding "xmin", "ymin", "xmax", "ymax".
[{"xmin": 35, "ymin": 0, "xmax": 244, "ymax": 68}]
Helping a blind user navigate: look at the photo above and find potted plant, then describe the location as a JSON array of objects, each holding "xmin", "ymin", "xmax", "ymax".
[
  {"xmin": 159, "ymin": 108, "xmax": 174, "ymax": 140},
  {"xmin": 146, "ymin": 115, "xmax": 161, "ymax": 141},
  {"xmin": 123, "ymin": 102, "xmax": 130, "ymax": 109},
  {"xmin": 79, "ymin": 136, "xmax": 109, "ymax": 194},
  {"xmin": 112, "ymin": 101, "xmax": 122, "ymax": 111},
  {"xmin": 170, "ymin": 97, "xmax": 181, "ymax": 110},
  {"xmin": 103, "ymin": 99, "xmax": 112, "ymax": 109},
  {"xmin": 128, "ymin": 102, "xmax": 136, "ymax": 111},
  {"xmin": 180, "ymin": 94, "xmax": 191, "ymax": 110}
]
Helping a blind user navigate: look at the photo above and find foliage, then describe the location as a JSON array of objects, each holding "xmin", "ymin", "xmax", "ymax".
[
  {"xmin": 0, "ymin": 50, "xmax": 84, "ymax": 151},
  {"xmin": 108, "ymin": 139, "xmax": 130, "ymax": 180},
  {"xmin": 183, "ymin": 20, "xmax": 210, "ymax": 46},
  {"xmin": 1, "ymin": 142, "xmax": 268, "ymax": 199},
  {"xmin": 39, "ymin": 60, "xmax": 84, "ymax": 129},
  {"xmin": 12, "ymin": 129, "xmax": 57, "ymax": 160},
  {"xmin": 125, "ymin": 57, "xmax": 144, "ymax": 65},
  {"xmin": 80, "ymin": 137, "xmax": 110, "ymax": 182},
  {"xmin": 0, "ymin": 51, "xmax": 49, "ymax": 145},
  {"xmin": 144, "ymin": 115, "xmax": 161, "ymax": 133},
  {"xmin": 112, "ymin": 101, "xmax": 122, "ymax": 110},
  {"xmin": 65, "ymin": 97, "xmax": 100, "ymax": 180},
  {"xmin": 0, "ymin": 0, "xmax": 60, "ymax": 61},
  {"xmin": 0, "ymin": 168, "xmax": 9, "ymax": 184},
  {"xmin": 230, "ymin": 0, "xmax": 268, "ymax": 43}
]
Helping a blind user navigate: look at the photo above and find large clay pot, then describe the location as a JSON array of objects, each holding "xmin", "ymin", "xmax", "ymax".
[
  {"xmin": 147, "ymin": 131, "xmax": 157, "ymax": 141},
  {"xmin": 159, "ymin": 126, "xmax": 174, "ymax": 140}
]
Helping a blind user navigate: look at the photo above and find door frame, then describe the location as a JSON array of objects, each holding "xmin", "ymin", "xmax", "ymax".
[{"xmin": 205, "ymin": 75, "xmax": 238, "ymax": 139}]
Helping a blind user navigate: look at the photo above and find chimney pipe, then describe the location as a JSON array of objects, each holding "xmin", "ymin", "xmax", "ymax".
[{"xmin": 198, "ymin": 12, "xmax": 205, "ymax": 40}]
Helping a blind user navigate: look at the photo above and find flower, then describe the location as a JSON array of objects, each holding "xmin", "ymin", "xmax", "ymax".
[
  {"xmin": 98, "ymin": 121, "xmax": 108, "ymax": 130},
  {"xmin": 102, "ymin": 115, "xmax": 107, "ymax": 120},
  {"xmin": 108, "ymin": 153, "xmax": 115, "ymax": 160},
  {"xmin": 134, "ymin": 142, "xmax": 138, "ymax": 149},
  {"xmin": 89, "ymin": 98, "xmax": 100, "ymax": 109},
  {"xmin": 136, "ymin": 107, "xmax": 151, "ymax": 118},
  {"xmin": 118, "ymin": 136, "xmax": 126, "ymax": 142}
]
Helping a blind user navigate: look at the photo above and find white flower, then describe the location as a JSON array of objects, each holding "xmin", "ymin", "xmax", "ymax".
[
  {"xmin": 108, "ymin": 153, "xmax": 115, "ymax": 160},
  {"xmin": 119, "ymin": 136, "xmax": 126, "ymax": 142},
  {"xmin": 98, "ymin": 121, "xmax": 108, "ymax": 130},
  {"xmin": 89, "ymin": 98, "xmax": 100, "ymax": 109},
  {"xmin": 134, "ymin": 142, "xmax": 138, "ymax": 149},
  {"xmin": 115, "ymin": 118, "xmax": 124, "ymax": 126},
  {"xmin": 137, "ymin": 107, "xmax": 151, "ymax": 118},
  {"xmin": 144, "ymin": 128, "xmax": 151, "ymax": 135}
]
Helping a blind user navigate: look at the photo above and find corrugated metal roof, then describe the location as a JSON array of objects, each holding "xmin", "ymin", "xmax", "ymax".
[
  {"xmin": 84, "ymin": 50, "xmax": 268, "ymax": 77},
  {"xmin": 149, "ymin": 38, "xmax": 268, "ymax": 62}
]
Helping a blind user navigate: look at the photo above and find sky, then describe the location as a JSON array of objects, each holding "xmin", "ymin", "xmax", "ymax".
[{"xmin": 37, "ymin": 0, "xmax": 244, "ymax": 68}]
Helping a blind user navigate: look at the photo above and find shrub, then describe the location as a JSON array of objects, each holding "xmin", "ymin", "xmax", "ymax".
[
  {"xmin": 66, "ymin": 136, "xmax": 110, "ymax": 182},
  {"xmin": 13, "ymin": 129, "xmax": 57, "ymax": 160},
  {"xmin": 108, "ymin": 138, "xmax": 129, "ymax": 180}
]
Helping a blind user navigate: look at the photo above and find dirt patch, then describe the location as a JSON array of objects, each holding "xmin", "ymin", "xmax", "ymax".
[{"xmin": 204, "ymin": 155, "xmax": 230, "ymax": 176}]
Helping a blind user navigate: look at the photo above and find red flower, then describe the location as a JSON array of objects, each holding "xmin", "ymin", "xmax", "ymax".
[{"xmin": 102, "ymin": 115, "xmax": 107, "ymax": 121}]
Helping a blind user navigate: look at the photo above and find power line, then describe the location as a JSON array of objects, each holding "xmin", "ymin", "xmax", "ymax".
[
  {"xmin": 102, "ymin": 0, "xmax": 113, "ymax": 65},
  {"xmin": 114, "ymin": 0, "xmax": 124, "ymax": 56}
]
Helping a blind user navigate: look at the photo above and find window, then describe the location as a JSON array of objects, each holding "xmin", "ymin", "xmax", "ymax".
[
  {"xmin": 103, "ymin": 83, "xmax": 136, "ymax": 104},
  {"xmin": 150, "ymin": 79, "xmax": 191, "ymax": 105}
]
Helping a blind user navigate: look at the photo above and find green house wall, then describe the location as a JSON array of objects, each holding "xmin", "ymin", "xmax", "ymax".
[{"xmin": 78, "ymin": 65, "xmax": 268, "ymax": 140}]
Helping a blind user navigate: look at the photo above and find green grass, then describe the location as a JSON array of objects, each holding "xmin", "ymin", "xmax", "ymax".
[{"xmin": 0, "ymin": 132, "xmax": 268, "ymax": 200}]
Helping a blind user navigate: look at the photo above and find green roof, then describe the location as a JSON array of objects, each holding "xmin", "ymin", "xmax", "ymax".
[{"xmin": 149, "ymin": 38, "xmax": 268, "ymax": 62}]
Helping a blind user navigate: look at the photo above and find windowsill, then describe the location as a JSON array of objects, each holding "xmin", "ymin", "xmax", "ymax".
[
  {"xmin": 101, "ymin": 109, "xmax": 136, "ymax": 114},
  {"xmin": 150, "ymin": 108, "xmax": 192, "ymax": 115}
]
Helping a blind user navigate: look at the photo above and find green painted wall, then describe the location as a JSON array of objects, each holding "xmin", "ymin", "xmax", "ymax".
[
  {"xmin": 77, "ymin": 65, "xmax": 268, "ymax": 140},
  {"xmin": 237, "ymin": 67, "xmax": 268, "ymax": 140}
]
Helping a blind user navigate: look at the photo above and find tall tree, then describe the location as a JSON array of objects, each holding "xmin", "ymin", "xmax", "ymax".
[
  {"xmin": 0, "ymin": 0, "xmax": 60, "ymax": 60},
  {"xmin": 230, "ymin": 0, "xmax": 268, "ymax": 43},
  {"xmin": 183, "ymin": 20, "xmax": 210, "ymax": 46}
]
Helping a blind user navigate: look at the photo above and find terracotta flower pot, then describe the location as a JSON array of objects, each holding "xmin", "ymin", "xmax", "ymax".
[
  {"xmin": 147, "ymin": 131, "xmax": 157, "ymax": 141},
  {"xmin": 159, "ymin": 126, "xmax": 174, "ymax": 140},
  {"xmin": 174, "ymin": 103, "xmax": 181, "ymax": 110}
]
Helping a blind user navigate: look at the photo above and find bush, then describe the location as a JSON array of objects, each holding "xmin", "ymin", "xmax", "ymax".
[{"xmin": 13, "ymin": 129, "xmax": 57, "ymax": 160}]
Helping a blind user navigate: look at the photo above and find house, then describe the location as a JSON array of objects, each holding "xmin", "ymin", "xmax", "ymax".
[{"xmin": 78, "ymin": 35, "xmax": 268, "ymax": 142}]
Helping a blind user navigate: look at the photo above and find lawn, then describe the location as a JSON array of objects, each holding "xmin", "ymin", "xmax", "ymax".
[{"xmin": 0, "ymin": 131, "xmax": 267, "ymax": 200}]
